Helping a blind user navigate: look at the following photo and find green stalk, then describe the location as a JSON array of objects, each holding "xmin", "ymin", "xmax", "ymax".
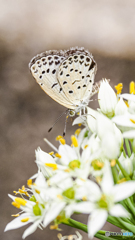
[
  {"xmin": 124, "ymin": 198, "xmax": 135, "ymax": 217},
  {"xmin": 125, "ymin": 139, "xmax": 132, "ymax": 157},
  {"xmin": 108, "ymin": 216, "xmax": 135, "ymax": 234},
  {"xmin": 116, "ymin": 159, "xmax": 131, "ymax": 180},
  {"xmin": 123, "ymin": 147, "xmax": 126, "ymax": 158},
  {"xmin": 111, "ymin": 165, "xmax": 119, "ymax": 184},
  {"xmin": 117, "ymin": 218, "xmax": 135, "ymax": 234},
  {"xmin": 107, "ymin": 216, "xmax": 125, "ymax": 229},
  {"xmin": 62, "ymin": 218, "xmax": 116, "ymax": 240}
]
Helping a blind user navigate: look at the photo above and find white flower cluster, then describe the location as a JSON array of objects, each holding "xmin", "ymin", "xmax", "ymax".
[{"xmin": 5, "ymin": 81, "xmax": 135, "ymax": 239}]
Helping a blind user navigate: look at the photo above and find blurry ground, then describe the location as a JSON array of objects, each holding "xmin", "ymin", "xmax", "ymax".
[{"xmin": 0, "ymin": 1, "xmax": 135, "ymax": 240}]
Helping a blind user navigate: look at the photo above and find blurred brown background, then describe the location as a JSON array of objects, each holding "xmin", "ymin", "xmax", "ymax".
[{"xmin": 1, "ymin": 0, "xmax": 135, "ymax": 239}]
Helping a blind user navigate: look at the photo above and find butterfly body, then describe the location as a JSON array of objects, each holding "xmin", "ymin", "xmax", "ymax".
[{"xmin": 29, "ymin": 47, "xmax": 98, "ymax": 114}]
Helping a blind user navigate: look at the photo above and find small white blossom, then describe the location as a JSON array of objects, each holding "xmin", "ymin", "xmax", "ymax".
[
  {"xmin": 118, "ymin": 152, "xmax": 134, "ymax": 177},
  {"xmin": 98, "ymin": 80, "xmax": 117, "ymax": 118}
]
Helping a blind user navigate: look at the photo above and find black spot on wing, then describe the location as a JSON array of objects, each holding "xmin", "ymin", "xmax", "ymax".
[
  {"xmin": 89, "ymin": 60, "xmax": 96, "ymax": 71},
  {"xmin": 51, "ymin": 83, "xmax": 58, "ymax": 88},
  {"xmin": 52, "ymin": 69, "xmax": 56, "ymax": 74},
  {"xmin": 63, "ymin": 81, "xmax": 67, "ymax": 85},
  {"xmin": 69, "ymin": 90, "xmax": 73, "ymax": 94}
]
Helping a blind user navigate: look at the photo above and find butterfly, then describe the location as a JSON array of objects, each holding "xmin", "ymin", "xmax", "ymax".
[{"xmin": 29, "ymin": 47, "xmax": 101, "ymax": 119}]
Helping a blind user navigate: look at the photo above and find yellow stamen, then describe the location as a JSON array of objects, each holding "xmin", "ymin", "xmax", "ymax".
[
  {"xmin": 50, "ymin": 224, "xmax": 58, "ymax": 230},
  {"xmin": 35, "ymin": 189, "xmax": 40, "ymax": 194},
  {"xmin": 115, "ymin": 83, "xmax": 123, "ymax": 94},
  {"xmin": 49, "ymin": 151, "xmax": 54, "ymax": 155},
  {"xmin": 71, "ymin": 135, "xmax": 78, "ymax": 147},
  {"xmin": 110, "ymin": 159, "xmax": 116, "ymax": 167},
  {"xmin": 75, "ymin": 128, "xmax": 81, "ymax": 136},
  {"xmin": 57, "ymin": 233, "xmax": 62, "ymax": 239},
  {"xmin": 66, "ymin": 115, "xmax": 69, "ymax": 119},
  {"xmin": 55, "ymin": 153, "xmax": 62, "ymax": 158},
  {"xmin": 57, "ymin": 194, "xmax": 63, "ymax": 200},
  {"xmin": 82, "ymin": 196, "xmax": 87, "ymax": 201},
  {"xmin": 84, "ymin": 144, "xmax": 88, "ymax": 149},
  {"xmin": 64, "ymin": 168, "xmax": 71, "ymax": 172},
  {"xmin": 96, "ymin": 176, "xmax": 102, "ymax": 183},
  {"xmin": 129, "ymin": 81, "xmax": 135, "ymax": 94},
  {"xmin": 18, "ymin": 189, "xmax": 29, "ymax": 197},
  {"xmin": 25, "ymin": 191, "xmax": 29, "ymax": 197},
  {"xmin": 96, "ymin": 161, "xmax": 104, "ymax": 168},
  {"xmin": 45, "ymin": 163, "xmax": 58, "ymax": 170},
  {"xmin": 27, "ymin": 179, "xmax": 32, "ymax": 187},
  {"xmin": 19, "ymin": 189, "xmax": 25, "ymax": 193},
  {"xmin": 80, "ymin": 178, "xmax": 86, "ymax": 182},
  {"xmin": 78, "ymin": 123, "xmax": 82, "ymax": 127},
  {"xmin": 117, "ymin": 178, "xmax": 126, "ymax": 184},
  {"xmin": 124, "ymin": 100, "xmax": 129, "ymax": 107},
  {"xmin": 22, "ymin": 185, "xmax": 25, "ymax": 190},
  {"xmin": 12, "ymin": 214, "xmax": 20, "ymax": 217},
  {"xmin": 12, "ymin": 202, "xmax": 20, "ymax": 209},
  {"xmin": 56, "ymin": 135, "xmax": 63, "ymax": 141},
  {"xmin": 13, "ymin": 191, "xmax": 18, "ymax": 195},
  {"xmin": 15, "ymin": 197, "xmax": 27, "ymax": 206},
  {"xmin": 59, "ymin": 138, "xmax": 66, "ymax": 145},
  {"xmin": 130, "ymin": 119, "xmax": 135, "ymax": 124},
  {"xmin": 21, "ymin": 217, "xmax": 29, "ymax": 222}
]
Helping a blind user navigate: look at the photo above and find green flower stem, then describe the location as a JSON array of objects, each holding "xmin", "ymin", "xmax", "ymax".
[
  {"xmin": 107, "ymin": 216, "xmax": 125, "ymax": 229},
  {"xmin": 116, "ymin": 159, "xmax": 131, "ymax": 180},
  {"xmin": 108, "ymin": 216, "xmax": 135, "ymax": 235},
  {"xmin": 124, "ymin": 198, "xmax": 135, "ymax": 217},
  {"xmin": 118, "ymin": 218, "xmax": 135, "ymax": 234},
  {"xmin": 62, "ymin": 218, "xmax": 117, "ymax": 240},
  {"xmin": 111, "ymin": 165, "xmax": 119, "ymax": 184},
  {"xmin": 125, "ymin": 139, "xmax": 132, "ymax": 157},
  {"xmin": 122, "ymin": 147, "xmax": 126, "ymax": 158},
  {"xmin": 129, "ymin": 140, "xmax": 134, "ymax": 152},
  {"xmin": 120, "ymin": 216, "xmax": 133, "ymax": 225}
]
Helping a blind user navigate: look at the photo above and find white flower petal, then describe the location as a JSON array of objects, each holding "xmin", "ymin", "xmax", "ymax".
[
  {"xmin": 101, "ymin": 132, "xmax": 120, "ymax": 159},
  {"xmin": 115, "ymin": 98, "xmax": 128, "ymax": 116},
  {"xmin": 123, "ymin": 130, "xmax": 135, "ymax": 138},
  {"xmin": 120, "ymin": 94, "xmax": 135, "ymax": 102},
  {"xmin": 4, "ymin": 213, "xmax": 31, "ymax": 231},
  {"xmin": 112, "ymin": 181, "xmax": 135, "ymax": 202},
  {"xmin": 72, "ymin": 116, "xmax": 86, "ymax": 125},
  {"xmin": 59, "ymin": 144, "xmax": 78, "ymax": 165},
  {"xmin": 97, "ymin": 113, "xmax": 114, "ymax": 139},
  {"xmin": 22, "ymin": 219, "xmax": 41, "ymax": 239},
  {"xmin": 109, "ymin": 204, "xmax": 129, "ymax": 217},
  {"xmin": 113, "ymin": 113, "xmax": 135, "ymax": 128},
  {"xmin": 88, "ymin": 209, "xmax": 108, "ymax": 239},
  {"xmin": 35, "ymin": 172, "xmax": 47, "ymax": 187},
  {"xmin": 100, "ymin": 163, "xmax": 114, "ymax": 194},
  {"xmin": 65, "ymin": 202, "xmax": 95, "ymax": 217},
  {"xmin": 49, "ymin": 171, "xmax": 70, "ymax": 186},
  {"xmin": 98, "ymin": 80, "xmax": 117, "ymax": 118},
  {"xmin": 87, "ymin": 107, "xmax": 97, "ymax": 133},
  {"xmin": 36, "ymin": 148, "xmax": 54, "ymax": 164},
  {"xmin": 43, "ymin": 202, "xmax": 66, "ymax": 227}
]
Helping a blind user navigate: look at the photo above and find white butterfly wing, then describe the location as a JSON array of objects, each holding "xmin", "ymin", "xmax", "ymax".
[
  {"xmin": 58, "ymin": 54, "xmax": 97, "ymax": 105},
  {"xmin": 29, "ymin": 51, "xmax": 76, "ymax": 109}
]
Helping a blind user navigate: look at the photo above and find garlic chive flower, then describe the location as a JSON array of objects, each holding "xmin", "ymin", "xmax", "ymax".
[{"xmin": 5, "ymin": 80, "xmax": 135, "ymax": 239}]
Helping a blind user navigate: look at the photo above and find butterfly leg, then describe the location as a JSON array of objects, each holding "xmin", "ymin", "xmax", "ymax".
[{"xmin": 63, "ymin": 110, "xmax": 70, "ymax": 137}]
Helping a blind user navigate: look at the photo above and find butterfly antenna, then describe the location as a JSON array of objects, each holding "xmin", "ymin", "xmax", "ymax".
[
  {"xmin": 48, "ymin": 109, "xmax": 68, "ymax": 133},
  {"xmin": 63, "ymin": 111, "xmax": 69, "ymax": 137}
]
